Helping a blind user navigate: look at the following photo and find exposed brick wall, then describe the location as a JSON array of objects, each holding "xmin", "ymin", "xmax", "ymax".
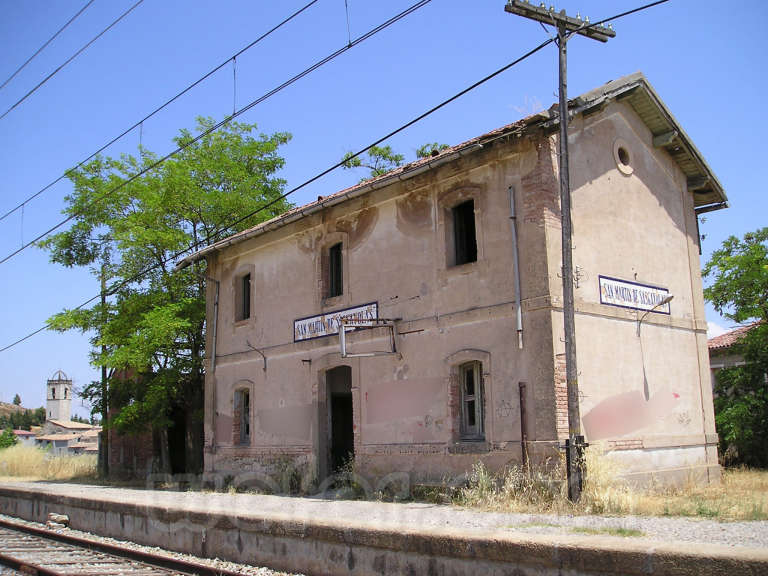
[
  {"xmin": 607, "ymin": 439, "xmax": 643, "ymax": 451},
  {"xmin": 521, "ymin": 137, "xmax": 561, "ymax": 228},
  {"xmin": 108, "ymin": 426, "xmax": 154, "ymax": 479},
  {"xmin": 232, "ymin": 403, "xmax": 242, "ymax": 445},
  {"xmin": 447, "ymin": 372, "xmax": 460, "ymax": 440},
  {"xmin": 554, "ymin": 353, "xmax": 569, "ymax": 441}
]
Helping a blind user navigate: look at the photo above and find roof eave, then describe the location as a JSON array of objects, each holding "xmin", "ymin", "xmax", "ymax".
[{"xmin": 177, "ymin": 72, "xmax": 727, "ymax": 268}]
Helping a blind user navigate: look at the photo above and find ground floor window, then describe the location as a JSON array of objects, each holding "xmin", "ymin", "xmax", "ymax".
[
  {"xmin": 234, "ymin": 389, "xmax": 250, "ymax": 445},
  {"xmin": 459, "ymin": 361, "xmax": 484, "ymax": 440}
]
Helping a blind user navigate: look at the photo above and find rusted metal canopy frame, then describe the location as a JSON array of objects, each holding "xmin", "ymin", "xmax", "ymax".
[{"xmin": 339, "ymin": 317, "xmax": 398, "ymax": 358}]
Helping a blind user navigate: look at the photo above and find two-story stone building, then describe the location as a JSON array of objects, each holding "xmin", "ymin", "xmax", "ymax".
[{"xmin": 178, "ymin": 73, "xmax": 726, "ymax": 488}]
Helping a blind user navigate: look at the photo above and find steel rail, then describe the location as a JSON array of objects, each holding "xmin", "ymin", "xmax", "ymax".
[{"xmin": 0, "ymin": 516, "xmax": 249, "ymax": 576}]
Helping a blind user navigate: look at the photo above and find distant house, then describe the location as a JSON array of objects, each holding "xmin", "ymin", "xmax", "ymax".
[
  {"xmin": 35, "ymin": 433, "xmax": 82, "ymax": 456},
  {"xmin": 42, "ymin": 419, "xmax": 96, "ymax": 435},
  {"xmin": 12, "ymin": 429, "xmax": 35, "ymax": 447},
  {"xmin": 708, "ymin": 323, "xmax": 763, "ymax": 389}
]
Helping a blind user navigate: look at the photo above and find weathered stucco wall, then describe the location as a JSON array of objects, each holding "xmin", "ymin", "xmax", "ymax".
[
  {"xmin": 201, "ymin": 98, "xmax": 718, "ymax": 488},
  {"xmin": 556, "ymin": 100, "xmax": 719, "ymax": 482}
]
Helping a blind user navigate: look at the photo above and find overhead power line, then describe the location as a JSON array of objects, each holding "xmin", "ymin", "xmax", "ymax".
[
  {"xmin": 0, "ymin": 0, "xmax": 670, "ymax": 354},
  {"xmin": 0, "ymin": 39, "xmax": 553, "ymax": 354},
  {"xmin": 0, "ymin": 0, "xmax": 321, "ymax": 225},
  {"xmin": 0, "ymin": 0, "xmax": 145, "ymax": 122},
  {"xmin": 0, "ymin": 0, "xmax": 433, "ymax": 266},
  {"xmin": 0, "ymin": 0, "xmax": 96, "ymax": 92}
]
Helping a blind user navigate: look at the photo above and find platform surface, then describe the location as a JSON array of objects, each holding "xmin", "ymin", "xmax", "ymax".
[{"xmin": 1, "ymin": 480, "xmax": 766, "ymax": 575}]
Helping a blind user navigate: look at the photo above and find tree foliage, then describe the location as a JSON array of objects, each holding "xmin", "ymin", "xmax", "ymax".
[
  {"xmin": 416, "ymin": 142, "xmax": 449, "ymax": 158},
  {"xmin": 0, "ymin": 428, "xmax": 18, "ymax": 449},
  {"xmin": 12, "ymin": 394, "xmax": 21, "ymax": 406},
  {"xmin": 40, "ymin": 118, "xmax": 292, "ymax": 472},
  {"xmin": 342, "ymin": 145, "xmax": 404, "ymax": 180},
  {"xmin": 342, "ymin": 142, "xmax": 450, "ymax": 181},
  {"xmin": 0, "ymin": 407, "xmax": 45, "ymax": 431},
  {"xmin": 703, "ymin": 228, "xmax": 768, "ymax": 467}
]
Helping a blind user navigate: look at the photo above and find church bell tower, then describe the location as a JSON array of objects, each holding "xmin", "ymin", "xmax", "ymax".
[{"xmin": 46, "ymin": 370, "xmax": 72, "ymax": 422}]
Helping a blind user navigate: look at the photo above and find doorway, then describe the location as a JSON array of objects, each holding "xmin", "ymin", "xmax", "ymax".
[{"xmin": 326, "ymin": 365, "xmax": 354, "ymax": 475}]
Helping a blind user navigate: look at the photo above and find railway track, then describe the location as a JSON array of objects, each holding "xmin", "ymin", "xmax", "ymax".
[{"xmin": 0, "ymin": 517, "xmax": 248, "ymax": 576}]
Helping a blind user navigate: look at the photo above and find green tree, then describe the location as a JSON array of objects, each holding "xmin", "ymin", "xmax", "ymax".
[
  {"xmin": 342, "ymin": 143, "xmax": 450, "ymax": 182},
  {"xmin": 0, "ymin": 428, "xmax": 17, "ymax": 449},
  {"xmin": 12, "ymin": 394, "xmax": 21, "ymax": 406},
  {"xmin": 416, "ymin": 142, "xmax": 449, "ymax": 158},
  {"xmin": 41, "ymin": 117, "xmax": 292, "ymax": 474},
  {"xmin": 342, "ymin": 145, "xmax": 404, "ymax": 180},
  {"xmin": 703, "ymin": 228, "xmax": 768, "ymax": 466}
]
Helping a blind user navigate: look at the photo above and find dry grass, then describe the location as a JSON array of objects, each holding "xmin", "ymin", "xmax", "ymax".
[
  {"xmin": 0, "ymin": 444, "xmax": 97, "ymax": 481},
  {"xmin": 452, "ymin": 449, "xmax": 768, "ymax": 521},
  {"xmin": 629, "ymin": 467, "xmax": 768, "ymax": 521}
]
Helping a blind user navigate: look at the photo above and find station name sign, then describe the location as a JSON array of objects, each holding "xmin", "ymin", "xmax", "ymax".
[
  {"xmin": 294, "ymin": 302, "xmax": 378, "ymax": 342},
  {"xmin": 599, "ymin": 276, "xmax": 670, "ymax": 314}
]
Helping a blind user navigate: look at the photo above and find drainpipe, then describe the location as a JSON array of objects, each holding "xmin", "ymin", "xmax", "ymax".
[{"xmin": 509, "ymin": 186, "xmax": 523, "ymax": 349}]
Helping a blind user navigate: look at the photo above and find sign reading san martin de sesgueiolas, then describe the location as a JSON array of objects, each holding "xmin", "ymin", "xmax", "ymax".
[
  {"xmin": 599, "ymin": 276, "xmax": 670, "ymax": 313},
  {"xmin": 294, "ymin": 302, "xmax": 378, "ymax": 342}
]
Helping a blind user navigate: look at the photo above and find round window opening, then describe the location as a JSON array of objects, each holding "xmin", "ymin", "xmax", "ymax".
[
  {"xmin": 617, "ymin": 146, "xmax": 630, "ymax": 166},
  {"xmin": 613, "ymin": 138, "xmax": 634, "ymax": 175}
]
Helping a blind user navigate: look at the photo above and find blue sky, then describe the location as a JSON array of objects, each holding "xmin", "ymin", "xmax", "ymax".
[{"xmin": 0, "ymin": 0, "xmax": 764, "ymax": 416}]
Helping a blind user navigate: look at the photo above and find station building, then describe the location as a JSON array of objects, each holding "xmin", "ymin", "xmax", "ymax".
[{"xmin": 179, "ymin": 73, "xmax": 726, "ymax": 488}]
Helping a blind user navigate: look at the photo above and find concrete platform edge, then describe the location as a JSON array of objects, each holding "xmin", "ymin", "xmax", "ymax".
[{"xmin": 0, "ymin": 484, "xmax": 766, "ymax": 576}]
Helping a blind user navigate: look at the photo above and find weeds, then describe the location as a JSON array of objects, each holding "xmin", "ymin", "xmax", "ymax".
[
  {"xmin": 442, "ymin": 449, "xmax": 768, "ymax": 521},
  {"xmin": 0, "ymin": 444, "xmax": 96, "ymax": 480}
]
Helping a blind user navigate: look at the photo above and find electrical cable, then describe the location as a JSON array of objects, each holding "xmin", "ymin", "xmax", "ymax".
[
  {"xmin": 0, "ymin": 0, "xmax": 321, "ymax": 224},
  {"xmin": 0, "ymin": 0, "xmax": 96, "ymax": 92},
  {"xmin": 0, "ymin": 38, "xmax": 552, "ymax": 354},
  {"xmin": 0, "ymin": 0, "xmax": 432, "ymax": 266},
  {"xmin": 0, "ymin": 0, "xmax": 672, "ymax": 353},
  {"xmin": 0, "ymin": 0, "xmax": 145, "ymax": 122}
]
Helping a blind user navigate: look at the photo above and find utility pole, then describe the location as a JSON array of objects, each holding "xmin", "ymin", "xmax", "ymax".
[{"xmin": 505, "ymin": 0, "xmax": 615, "ymax": 502}]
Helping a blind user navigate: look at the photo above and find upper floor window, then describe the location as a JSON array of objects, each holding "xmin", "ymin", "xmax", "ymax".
[
  {"xmin": 327, "ymin": 242, "xmax": 343, "ymax": 298},
  {"xmin": 51, "ymin": 387, "xmax": 55, "ymax": 399},
  {"xmin": 459, "ymin": 361, "xmax": 484, "ymax": 440},
  {"xmin": 235, "ymin": 273, "xmax": 251, "ymax": 322},
  {"xmin": 452, "ymin": 200, "xmax": 477, "ymax": 266}
]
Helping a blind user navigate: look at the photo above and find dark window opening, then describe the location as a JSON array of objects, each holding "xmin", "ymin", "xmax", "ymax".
[
  {"xmin": 453, "ymin": 200, "xmax": 477, "ymax": 266},
  {"xmin": 235, "ymin": 389, "xmax": 250, "ymax": 445},
  {"xmin": 64, "ymin": 388, "xmax": 68, "ymax": 399},
  {"xmin": 51, "ymin": 388, "xmax": 55, "ymax": 399},
  {"xmin": 328, "ymin": 243, "xmax": 343, "ymax": 298},
  {"xmin": 236, "ymin": 273, "xmax": 251, "ymax": 321},
  {"xmin": 460, "ymin": 361, "xmax": 484, "ymax": 440}
]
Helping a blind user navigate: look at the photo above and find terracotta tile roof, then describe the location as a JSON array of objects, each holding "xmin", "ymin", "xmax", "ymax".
[
  {"xmin": 178, "ymin": 72, "xmax": 727, "ymax": 270},
  {"xmin": 36, "ymin": 433, "xmax": 82, "ymax": 442},
  {"xmin": 12, "ymin": 429, "xmax": 35, "ymax": 436},
  {"xmin": 708, "ymin": 322, "xmax": 760, "ymax": 351},
  {"xmin": 47, "ymin": 419, "xmax": 95, "ymax": 429}
]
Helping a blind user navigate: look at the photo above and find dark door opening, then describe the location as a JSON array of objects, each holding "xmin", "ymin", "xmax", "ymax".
[{"xmin": 327, "ymin": 365, "xmax": 353, "ymax": 475}]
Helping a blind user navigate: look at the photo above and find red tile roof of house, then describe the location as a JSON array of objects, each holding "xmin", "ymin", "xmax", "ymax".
[
  {"xmin": 708, "ymin": 322, "xmax": 760, "ymax": 351},
  {"xmin": 12, "ymin": 429, "xmax": 35, "ymax": 436},
  {"xmin": 47, "ymin": 419, "xmax": 96, "ymax": 430}
]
